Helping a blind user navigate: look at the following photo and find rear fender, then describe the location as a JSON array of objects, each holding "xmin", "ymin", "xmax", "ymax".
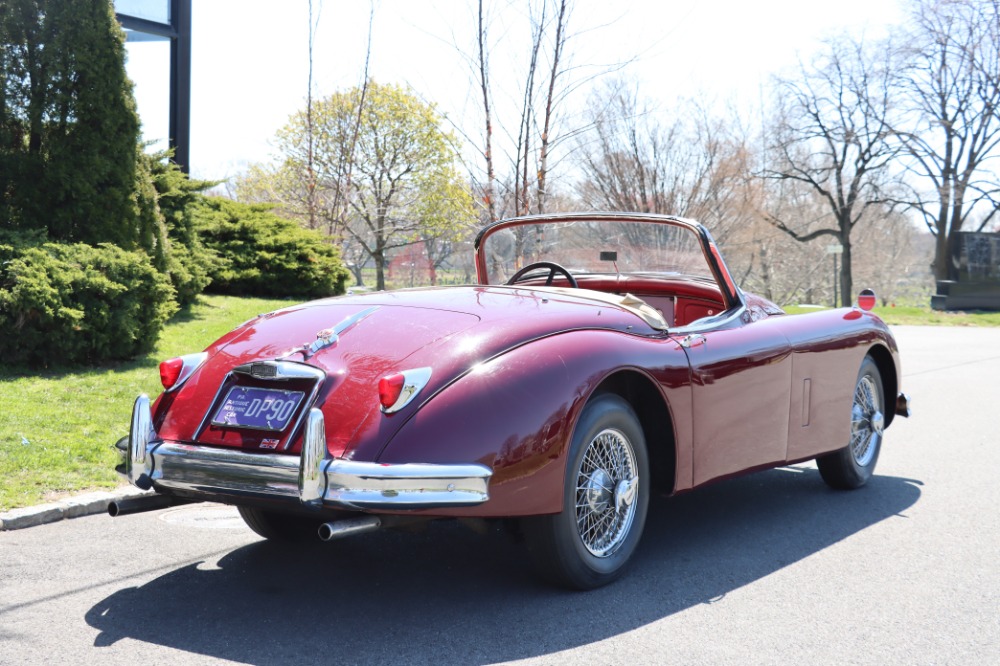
[{"xmin": 376, "ymin": 330, "xmax": 691, "ymax": 517}]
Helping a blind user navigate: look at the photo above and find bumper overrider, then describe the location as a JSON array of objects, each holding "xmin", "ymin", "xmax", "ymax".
[{"xmin": 121, "ymin": 395, "xmax": 493, "ymax": 511}]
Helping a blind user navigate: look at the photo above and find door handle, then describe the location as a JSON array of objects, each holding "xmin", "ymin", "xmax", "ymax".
[{"xmin": 680, "ymin": 334, "xmax": 706, "ymax": 348}]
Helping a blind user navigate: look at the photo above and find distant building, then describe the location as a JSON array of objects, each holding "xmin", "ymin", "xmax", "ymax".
[{"xmin": 114, "ymin": 0, "xmax": 192, "ymax": 172}]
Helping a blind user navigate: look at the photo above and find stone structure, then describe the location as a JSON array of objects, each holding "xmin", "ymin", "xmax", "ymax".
[{"xmin": 932, "ymin": 232, "xmax": 1000, "ymax": 311}]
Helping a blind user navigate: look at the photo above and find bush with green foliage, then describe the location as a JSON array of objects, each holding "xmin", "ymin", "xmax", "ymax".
[
  {"xmin": 0, "ymin": 242, "xmax": 177, "ymax": 367},
  {"xmin": 146, "ymin": 153, "xmax": 218, "ymax": 306},
  {"xmin": 195, "ymin": 197, "xmax": 350, "ymax": 298}
]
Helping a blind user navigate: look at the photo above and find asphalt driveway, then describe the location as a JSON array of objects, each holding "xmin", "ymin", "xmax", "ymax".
[{"xmin": 1, "ymin": 325, "xmax": 997, "ymax": 665}]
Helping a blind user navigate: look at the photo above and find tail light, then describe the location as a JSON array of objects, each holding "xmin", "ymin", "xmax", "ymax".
[
  {"xmin": 378, "ymin": 367, "xmax": 433, "ymax": 413},
  {"xmin": 159, "ymin": 352, "xmax": 209, "ymax": 391},
  {"xmin": 857, "ymin": 289, "xmax": 876, "ymax": 311}
]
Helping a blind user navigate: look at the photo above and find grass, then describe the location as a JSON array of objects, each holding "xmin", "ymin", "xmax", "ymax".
[
  {"xmin": 784, "ymin": 304, "xmax": 1000, "ymax": 326},
  {"xmin": 2, "ymin": 292, "xmax": 998, "ymax": 512},
  {"xmin": 0, "ymin": 294, "xmax": 298, "ymax": 511}
]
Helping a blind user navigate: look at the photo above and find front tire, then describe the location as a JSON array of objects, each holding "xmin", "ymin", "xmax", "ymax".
[
  {"xmin": 817, "ymin": 356, "xmax": 885, "ymax": 489},
  {"xmin": 524, "ymin": 394, "xmax": 650, "ymax": 589}
]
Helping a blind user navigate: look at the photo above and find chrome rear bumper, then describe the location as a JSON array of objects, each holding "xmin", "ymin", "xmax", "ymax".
[{"xmin": 123, "ymin": 395, "xmax": 492, "ymax": 510}]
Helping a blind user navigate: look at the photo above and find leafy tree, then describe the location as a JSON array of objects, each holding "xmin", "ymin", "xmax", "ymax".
[
  {"xmin": 237, "ymin": 82, "xmax": 475, "ymax": 291},
  {"xmin": 0, "ymin": 0, "xmax": 161, "ymax": 253}
]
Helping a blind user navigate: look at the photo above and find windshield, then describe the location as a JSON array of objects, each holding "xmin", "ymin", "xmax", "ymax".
[{"xmin": 478, "ymin": 218, "xmax": 715, "ymax": 284}]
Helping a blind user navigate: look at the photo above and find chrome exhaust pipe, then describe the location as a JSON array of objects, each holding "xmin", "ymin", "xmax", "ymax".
[
  {"xmin": 108, "ymin": 494, "xmax": 188, "ymax": 517},
  {"xmin": 318, "ymin": 515, "xmax": 382, "ymax": 541}
]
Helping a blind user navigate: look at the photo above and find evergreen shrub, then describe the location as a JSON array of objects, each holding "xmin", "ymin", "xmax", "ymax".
[
  {"xmin": 0, "ymin": 242, "xmax": 177, "ymax": 366},
  {"xmin": 196, "ymin": 197, "xmax": 350, "ymax": 298},
  {"xmin": 147, "ymin": 154, "xmax": 217, "ymax": 307}
]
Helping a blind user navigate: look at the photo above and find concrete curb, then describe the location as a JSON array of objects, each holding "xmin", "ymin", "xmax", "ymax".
[{"xmin": 0, "ymin": 486, "xmax": 150, "ymax": 531}]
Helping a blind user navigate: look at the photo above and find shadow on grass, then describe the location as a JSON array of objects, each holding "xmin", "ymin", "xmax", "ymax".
[
  {"xmin": 0, "ymin": 301, "xmax": 210, "ymax": 381},
  {"xmin": 0, "ymin": 355, "xmax": 160, "ymax": 381},
  {"xmin": 85, "ymin": 468, "xmax": 921, "ymax": 665}
]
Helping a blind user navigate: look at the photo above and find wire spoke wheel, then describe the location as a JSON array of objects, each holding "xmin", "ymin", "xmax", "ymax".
[
  {"xmin": 574, "ymin": 428, "xmax": 639, "ymax": 557},
  {"xmin": 523, "ymin": 394, "xmax": 650, "ymax": 589},
  {"xmin": 818, "ymin": 356, "xmax": 885, "ymax": 490},
  {"xmin": 850, "ymin": 374, "xmax": 884, "ymax": 467}
]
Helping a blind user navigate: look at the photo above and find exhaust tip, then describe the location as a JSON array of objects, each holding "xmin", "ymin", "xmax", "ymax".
[
  {"xmin": 317, "ymin": 516, "xmax": 382, "ymax": 541},
  {"xmin": 106, "ymin": 493, "xmax": 181, "ymax": 517}
]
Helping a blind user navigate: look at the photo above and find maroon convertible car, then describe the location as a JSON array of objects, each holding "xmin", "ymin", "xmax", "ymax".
[{"xmin": 114, "ymin": 213, "xmax": 910, "ymax": 589}]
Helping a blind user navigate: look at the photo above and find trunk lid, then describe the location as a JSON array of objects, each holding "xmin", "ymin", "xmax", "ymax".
[{"xmin": 155, "ymin": 287, "xmax": 657, "ymax": 458}]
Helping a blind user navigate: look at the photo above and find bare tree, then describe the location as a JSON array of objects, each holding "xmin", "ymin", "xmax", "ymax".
[
  {"xmin": 894, "ymin": 0, "xmax": 1000, "ymax": 282},
  {"xmin": 534, "ymin": 0, "xmax": 568, "ymax": 214},
  {"xmin": 468, "ymin": 0, "xmax": 583, "ymax": 223},
  {"xmin": 852, "ymin": 210, "xmax": 924, "ymax": 305},
  {"xmin": 476, "ymin": 0, "xmax": 498, "ymax": 223},
  {"xmin": 305, "ymin": 0, "xmax": 321, "ymax": 230},
  {"xmin": 576, "ymin": 81, "xmax": 757, "ymax": 243},
  {"xmin": 763, "ymin": 37, "xmax": 901, "ymax": 305}
]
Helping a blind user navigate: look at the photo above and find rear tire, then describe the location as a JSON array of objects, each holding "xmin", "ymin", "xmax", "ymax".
[
  {"xmin": 237, "ymin": 506, "xmax": 324, "ymax": 542},
  {"xmin": 817, "ymin": 356, "xmax": 885, "ymax": 490},
  {"xmin": 524, "ymin": 394, "xmax": 650, "ymax": 590}
]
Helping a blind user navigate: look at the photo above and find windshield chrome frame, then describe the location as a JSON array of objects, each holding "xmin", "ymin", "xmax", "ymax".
[{"xmin": 474, "ymin": 213, "xmax": 743, "ymax": 313}]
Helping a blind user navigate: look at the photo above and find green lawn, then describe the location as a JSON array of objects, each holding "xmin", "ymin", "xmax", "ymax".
[
  {"xmin": 2, "ymin": 294, "xmax": 998, "ymax": 512},
  {"xmin": 0, "ymin": 294, "xmax": 298, "ymax": 511},
  {"xmin": 784, "ymin": 304, "xmax": 1000, "ymax": 326}
]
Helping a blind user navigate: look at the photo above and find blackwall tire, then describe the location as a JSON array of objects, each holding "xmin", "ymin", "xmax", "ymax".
[
  {"xmin": 237, "ymin": 506, "xmax": 324, "ymax": 542},
  {"xmin": 524, "ymin": 394, "xmax": 650, "ymax": 590},
  {"xmin": 817, "ymin": 356, "xmax": 885, "ymax": 490}
]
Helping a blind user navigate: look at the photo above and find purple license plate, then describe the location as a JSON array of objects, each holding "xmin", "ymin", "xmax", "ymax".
[{"xmin": 210, "ymin": 386, "xmax": 305, "ymax": 431}]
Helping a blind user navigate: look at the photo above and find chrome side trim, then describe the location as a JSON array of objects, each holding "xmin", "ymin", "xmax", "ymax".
[{"xmin": 123, "ymin": 398, "xmax": 493, "ymax": 510}]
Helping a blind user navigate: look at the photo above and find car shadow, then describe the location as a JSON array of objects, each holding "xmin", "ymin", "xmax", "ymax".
[{"xmin": 85, "ymin": 467, "xmax": 921, "ymax": 664}]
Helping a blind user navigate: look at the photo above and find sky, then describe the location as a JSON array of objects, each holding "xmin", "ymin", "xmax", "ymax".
[{"xmin": 124, "ymin": 0, "xmax": 906, "ymax": 182}]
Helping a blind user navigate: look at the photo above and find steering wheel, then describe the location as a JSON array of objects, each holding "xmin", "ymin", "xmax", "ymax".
[{"xmin": 505, "ymin": 261, "xmax": 579, "ymax": 288}]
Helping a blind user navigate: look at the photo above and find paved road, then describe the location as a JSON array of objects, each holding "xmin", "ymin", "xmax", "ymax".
[{"xmin": 1, "ymin": 325, "xmax": 998, "ymax": 665}]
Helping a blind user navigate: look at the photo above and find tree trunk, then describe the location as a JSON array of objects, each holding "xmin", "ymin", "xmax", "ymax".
[{"xmin": 840, "ymin": 235, "xmax": 853, "ymax": 307}]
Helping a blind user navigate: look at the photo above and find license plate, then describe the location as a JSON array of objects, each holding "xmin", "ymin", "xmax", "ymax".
[{"xmin": 210, "ymin": 386, "xmax": 305, "ymax": 431}]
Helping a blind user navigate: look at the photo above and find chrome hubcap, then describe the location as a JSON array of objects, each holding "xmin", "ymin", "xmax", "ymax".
[
  {"xmin": 584, "ymin": 468, "xmax": 613, "ymax": 513},
  {"xmin": 575, "ymin": 428, "xmax": 639, "ymax": 558},
  {"xmin": 850, "ymin": 375, "xmax": 883, "ymax": 467}
]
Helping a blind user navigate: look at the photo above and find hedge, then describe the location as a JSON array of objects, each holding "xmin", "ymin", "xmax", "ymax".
[
  {"xmin": 195, "ymin": 197, "xmax": 350, "ymax": 298},
  {"xmin": 0, "ymin": 242, "xmax": 177, "ymax": 367}
]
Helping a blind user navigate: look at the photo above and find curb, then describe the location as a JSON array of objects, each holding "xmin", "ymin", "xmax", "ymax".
[{"xmin": 0, "ymin": 486, "xmax": 150, "ymax": 531}]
